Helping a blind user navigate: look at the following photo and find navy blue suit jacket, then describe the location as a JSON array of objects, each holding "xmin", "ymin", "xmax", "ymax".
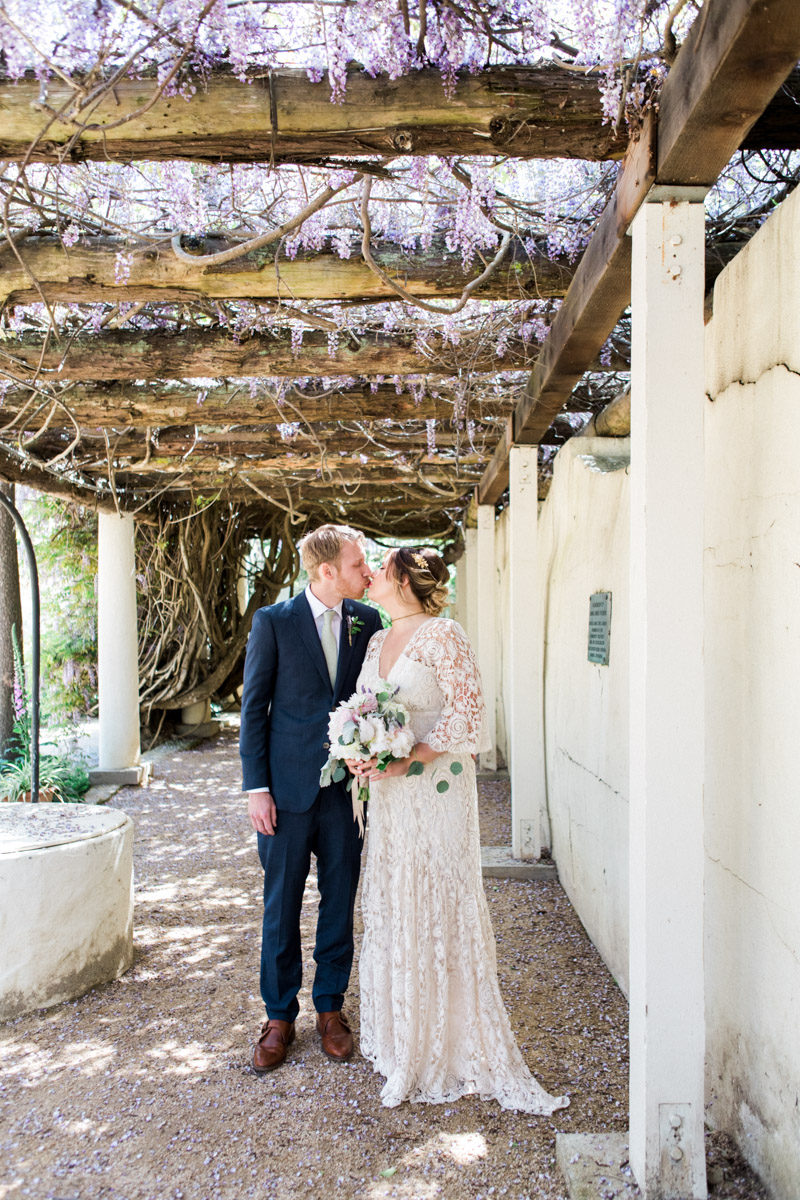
[{"xmin": 239, "ymin": 592, "xmax": 383, "ymax": 811}]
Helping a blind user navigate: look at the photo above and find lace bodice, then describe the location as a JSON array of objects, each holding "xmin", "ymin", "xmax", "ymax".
[{"xmin": 361, "ymin": 618, "xmax": 491, "ymax": 754}]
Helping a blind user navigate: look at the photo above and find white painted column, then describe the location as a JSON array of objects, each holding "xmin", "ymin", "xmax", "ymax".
[
  {"xmin": 476, "ymin": 504, "xmax": 497, "ymax": 771},
  {"xmin": 97, "ymin": 512, "xmax": 142, "ymax": 774},
  {"xmin": 462, "ymin": 525, "xmax": 478, "ymax": 644},
  {"xmin": 628, "ymin": 194, "xmax": 707, "ymax": 1199},
  {"xmin": 450, "ymin": 542, "xmax": 466, "ymax": 626},
  {"xmin": 508, "ymin": 445, "xmax": 547, "ymax": 859}
]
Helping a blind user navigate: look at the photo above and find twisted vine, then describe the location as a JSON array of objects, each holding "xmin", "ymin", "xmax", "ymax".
[{"xmin": 136, "ymin": 501, "xmax": 303, "ymax": 720}]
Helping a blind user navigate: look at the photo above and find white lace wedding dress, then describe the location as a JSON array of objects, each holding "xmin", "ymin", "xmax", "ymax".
[{"xmin": 357, "ymin": 617, "xmax": 569, "ymax": 1114}]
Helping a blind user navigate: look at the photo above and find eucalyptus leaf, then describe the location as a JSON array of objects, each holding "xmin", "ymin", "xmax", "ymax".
[
  {"xmin": 332, "ymin": 764, "xmax": 347, "ymax": 783},
  {"xmin": 436, "ymin": 780, "xmax": 450, "ymax": 793},
  {"xmin": 406, "ymin": 761, "xmax": 424, "ymax": 777},
  {"xmin": 450, "ymin": 761, "xmax": 463, "ymax": 775}
]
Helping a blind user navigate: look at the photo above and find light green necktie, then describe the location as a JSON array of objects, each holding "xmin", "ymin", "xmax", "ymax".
[{"xmin": 321, "ymin": 608, "xmax": 338, "ymax": 686}]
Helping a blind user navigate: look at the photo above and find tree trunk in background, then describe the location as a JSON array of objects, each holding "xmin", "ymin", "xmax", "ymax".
[{"xmin": 0, "ymin": 481, "xmax": 23, "ymax": 755}]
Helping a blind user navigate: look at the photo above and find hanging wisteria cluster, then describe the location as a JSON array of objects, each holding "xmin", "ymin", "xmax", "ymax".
[
  {"xmin": 0, "ymin": 0, "xmax": 683, "ymax": 97},
  {"xmin": 0, "ymin": 0, "xmax": 797, "ymax": 538}
]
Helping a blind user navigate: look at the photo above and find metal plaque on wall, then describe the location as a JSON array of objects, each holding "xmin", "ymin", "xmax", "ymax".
[{"xmin": 588, "ymin": 591, "xmax": 612, "ymax": 665}]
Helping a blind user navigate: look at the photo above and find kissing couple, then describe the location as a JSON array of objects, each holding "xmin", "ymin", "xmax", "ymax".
[{"xmin": 239, "ymin": 523, "xmax": 568, "ymax": 1113}]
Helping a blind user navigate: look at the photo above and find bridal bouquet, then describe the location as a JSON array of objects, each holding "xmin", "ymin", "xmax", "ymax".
[{"xmin": 320, "ymin": 682, "xmax": 415, "ymax": 833}]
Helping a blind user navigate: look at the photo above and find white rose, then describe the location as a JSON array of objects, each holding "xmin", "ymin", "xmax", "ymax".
[
  {"xmin": 369, "ymin": 727, "xmax": 391, "ymax": 756},
  {"xmin": 358, "ymin": 716, "xmax": 377, "ymax": 745},
  {"xmin": 389, "ymin": 727, "xmax": 414, "ymax": 757}
]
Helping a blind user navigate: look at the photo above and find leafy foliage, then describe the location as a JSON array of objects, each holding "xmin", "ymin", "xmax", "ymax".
[
  {"xmin": 0, "ymin": 623, "xmax": 90, "ymax": 802},
  {"xmin": 19, "ymin": 493, "xmax": 98, "ymax": 723}
]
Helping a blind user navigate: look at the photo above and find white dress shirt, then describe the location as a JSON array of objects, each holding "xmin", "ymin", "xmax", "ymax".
[
  {"xmin": 304, "ymin": 584, "xmax": 343, "ymax": 648},
  {"xmin": 247, "ymin": 586, "xmax": 343, "ymax": 795}
]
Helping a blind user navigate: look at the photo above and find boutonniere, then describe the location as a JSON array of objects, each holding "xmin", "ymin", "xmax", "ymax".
[{"xmin": 346, "ymin": 614, "xmax": 365, "ymax": 646}]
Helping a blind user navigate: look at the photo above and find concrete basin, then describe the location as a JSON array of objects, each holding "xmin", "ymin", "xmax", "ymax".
[{"xmin": 0, "ymin": 803, "xmax": 133, "ymax": 1021}]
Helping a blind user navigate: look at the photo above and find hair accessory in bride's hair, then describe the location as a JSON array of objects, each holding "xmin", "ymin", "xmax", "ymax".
[{"xmin": 411, "ymin": 552, "xmax": 428, "ymax": 571}]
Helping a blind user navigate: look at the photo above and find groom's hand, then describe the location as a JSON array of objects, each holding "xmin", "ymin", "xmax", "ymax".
[{"xmin": 249, "ymin": 790, "xmax": 277, "ymax": 836}]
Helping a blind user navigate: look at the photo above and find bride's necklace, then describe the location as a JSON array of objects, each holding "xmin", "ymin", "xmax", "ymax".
[{"xmin": 390, "ymin": 610, "xmax": 425, "ymax": 623}]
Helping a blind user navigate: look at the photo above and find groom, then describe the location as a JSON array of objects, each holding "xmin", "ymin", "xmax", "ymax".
[{"xmin": 239, "ymin": 524, "xmax": 382, "ymax": 1073}]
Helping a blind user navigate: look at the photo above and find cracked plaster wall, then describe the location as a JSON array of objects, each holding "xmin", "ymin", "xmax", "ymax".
[
  {"xmin": 494, "ymin": 437, "xmax": 631, "ymax": 991},
  {"xmin": 482, "ymin": 181, "xmax": 800, "ymax": 1200},
  {"xmin": 702, "ymin": 182, "xmax": 800, "ymax": 1200}
]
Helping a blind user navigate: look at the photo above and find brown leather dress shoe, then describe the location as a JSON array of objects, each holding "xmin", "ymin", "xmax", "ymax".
[
  {"xmin": 252, "ymin": 1019, "xmax": 295, "ymax": 1074},
  {"xmin": 316, "ymin": 1011, "xmax": 354, "ymax": 1061}
]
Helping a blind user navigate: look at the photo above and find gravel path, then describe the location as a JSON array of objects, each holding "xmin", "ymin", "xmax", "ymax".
[{"xmin": 0, "ymin": 730, "xmax": 765, "ymax": 1200}]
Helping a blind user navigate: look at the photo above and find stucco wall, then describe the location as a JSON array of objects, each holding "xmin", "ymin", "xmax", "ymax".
[
  {"xmin": 702, "ymin": 183, "xmax": 800, "ymax": 1200},
  {"xmin": 473, "ymin": 183, "xmax": 800, "ymax": 1198},
  {"xmin": 536, "ymin": 438, "xmax": 631, "ymax": 991}
]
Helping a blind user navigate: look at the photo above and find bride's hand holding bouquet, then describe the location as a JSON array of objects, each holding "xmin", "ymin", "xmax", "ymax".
[{"xmin": 319, "ymin": 681, "xmax": 415, "ymax": 831}]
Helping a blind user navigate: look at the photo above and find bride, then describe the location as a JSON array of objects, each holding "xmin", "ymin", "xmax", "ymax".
[{"xmin": 349, "ymin": 546, "xmax": 569, "ymax": 1114}]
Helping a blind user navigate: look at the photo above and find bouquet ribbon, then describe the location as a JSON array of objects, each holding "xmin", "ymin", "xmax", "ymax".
[{"xmin": 351, "ymin": 776, "xmax": 367, "ymax": 837}]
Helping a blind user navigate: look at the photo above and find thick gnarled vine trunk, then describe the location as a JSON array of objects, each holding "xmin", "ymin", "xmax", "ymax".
[{"xmin": 136, "ymin": 503, "xmax": 302, "ymax": 723}]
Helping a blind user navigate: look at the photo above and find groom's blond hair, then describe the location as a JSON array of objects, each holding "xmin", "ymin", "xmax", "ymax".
[{"xmin": 299, "ymin": 524, "xmax": 364, "ymax": 580}]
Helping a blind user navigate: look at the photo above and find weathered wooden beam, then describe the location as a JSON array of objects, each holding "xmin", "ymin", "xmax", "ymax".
[
  {"xmin": 478, "ymin": 0, "xmax": 800, "ymax": 504},
  {"xmin": 580, "ymin": 386, "xmax": 631, "ymax": 437},
  {"xmin": 475, "ymin": 416, "xmax": 516, "ymax": 507},
  {"xmin": 0, "ymin": 450, "xmax": 117, "ymax": 510},
  {"xmin": 68, "ymin": 426, "xmax": 494, "ymax": 455},
  {"xmin": 0, "ymin": 235, "xmax": 572, "ymax": 307},
  {"xmin": 1, "ymin": 327, "xmax": 540, "ymax": 381},
  {"xmin": 104, "ymin": 454, "xmax": 487, "ymax": 476},
  {"xmin": 0, "ymin": 372, "xmax": 630, "ymax": 429},
  {"xmin": 0, "ymin": 66, "xmax": 628, "ymax": 164},
  {"xmin": 657, "ymin": 4, "xmax": 800, "ymax": 184},
  {"xmin": 0, "ymin": 233, "xmax": 745, "ymax": 308},
  {"xmin": 0, "ymin": 380, "xmax": 512, "ymax": 427},
  {"xmin": 158, "ymin": 495, "xmax": 461, "ymax": 537},
  {"xmin": 492, "ymin": 110, "xmax": 656, "ymax": 483},
  {"xmin": 2, "ymin": 63, "xmax": 798, "ymax": 167},
  {"xmin": 741, "ymin": 66, "xmax": 800, "ymax": 150}
]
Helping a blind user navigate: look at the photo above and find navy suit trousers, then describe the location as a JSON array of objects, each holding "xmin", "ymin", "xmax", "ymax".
[{"xmin": 257, "ymin": 783, "xmax": 363, "ymax": 1021}]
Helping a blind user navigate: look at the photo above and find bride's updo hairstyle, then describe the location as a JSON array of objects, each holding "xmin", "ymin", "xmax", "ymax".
[{"xmin": 389, "ymin": 547, "xmax": 450, "ymax": 616}]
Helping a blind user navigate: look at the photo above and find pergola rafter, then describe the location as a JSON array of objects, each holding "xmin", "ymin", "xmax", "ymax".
[
  {"xmin": 478, "ymin": 0, "xmax": 800, "ymax": 503},
  {"xmin": 2, "ymin": 64, "xmax": 797, "ymax": 166},
  {"xmin": 1, "ymin": 327, "xmax": 548, "ymax": 381},
  {"xmin": 0, "ymin": 66, "xmax": 629, "ymax": 165},
  {"xmin": 0, "ymin": 234, "xmax": 748, "ymax": 308},
  {"xmin": 0, "ymin": 3, "xmax": 798, "ymax": 533}
]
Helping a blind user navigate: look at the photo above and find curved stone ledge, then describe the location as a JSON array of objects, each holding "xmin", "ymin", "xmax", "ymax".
[{"xmin": 0, "ymin": 804, "xmax": 134, "ymax": 1021}]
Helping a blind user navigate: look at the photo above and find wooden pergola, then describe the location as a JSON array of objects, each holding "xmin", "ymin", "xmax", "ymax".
[
  {"xmin": 0, "ymin": 8, "xmax": 798, "ymax": 538},
  {"xmin": 2, "ymin": 4, "xmax": 800, "ymax": 1197}
]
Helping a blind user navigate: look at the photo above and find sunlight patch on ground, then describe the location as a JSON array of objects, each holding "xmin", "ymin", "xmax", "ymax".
[
  {"xmin": 362, "ymin": 1129, "xmax": 489, "ymax": 1197},
  {"xmin": 1, "ymin": 1039, "xmax": 116, "ymax": 1082},
  {"xmin": 435, "ymin": 1131, "xmax": 487, "ymax": 1164},
  {"xmin": 146, "ymin": 1040, "xmax": 213, "ymax": 1073},
  {"xmin": 363, "ymin": 1174, "xmax": 441, "ymax": 1199},
  {"xmin": 137, "ymin": 882, "xmax": 181, "ymax": 903}
]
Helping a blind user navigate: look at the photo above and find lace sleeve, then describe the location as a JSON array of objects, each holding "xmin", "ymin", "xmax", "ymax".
[{"xmin": 409, "ymin": 619, "xmax": 491, "ymax": 754}]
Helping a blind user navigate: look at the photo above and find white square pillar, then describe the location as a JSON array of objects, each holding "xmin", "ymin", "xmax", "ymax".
[
  {"xmin": 509, "ymin": 445, "xmax": 547, "ymax": 859},
  {"xmin": 476, "ymin": 504, "xmax": 497, "ymax": 771},
  {"xmin": 97, "ymin": 511, "xmax": 142, "ymax": 775},
  {"xmin": 629, "ymin": 195, "xmax": 707, "ymax": 1199},
  {"xmin": 462, "ymin": 525, "xmax": 478, "ymax": 644}
]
